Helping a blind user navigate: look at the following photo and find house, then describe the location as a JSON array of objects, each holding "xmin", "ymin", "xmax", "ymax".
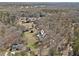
[
  {"xmin": 40, "ymin": 30, "xmax": 46, "ymax": 37},
  {"xmin": 19, "ymin": 17, "xmax": 27, "ymax": 23},
  {"xmin": 37, "ymin": 29, "xmax": 46, "ymax": 41},
  {"xmin": 28, "ymin": 17, "xmax": 37, "ymax": 22},
  {"xmin": 11, "ymin": 43, "xmax": 25, "ymax": 51}
]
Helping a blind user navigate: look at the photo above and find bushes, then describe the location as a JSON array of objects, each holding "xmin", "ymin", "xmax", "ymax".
[
  {"xmin": 0, "ymin": 11, "xmax": 17, "ymax": 25},
  {"xmin": 72, "ymin": 27, "xmax": 79, "ymax": 55},
  {"xmin": 49, "ymin": 48, "xmax": 62, "ymax": 56},
  {"xmin": 72, "ymin": 36, "xmax": 79, "ymax": 55}
]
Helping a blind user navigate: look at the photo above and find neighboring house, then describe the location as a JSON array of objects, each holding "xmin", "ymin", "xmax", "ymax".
[{"xmin": 11, "ymin": 43, "xmax": 25, "ymax": 51}]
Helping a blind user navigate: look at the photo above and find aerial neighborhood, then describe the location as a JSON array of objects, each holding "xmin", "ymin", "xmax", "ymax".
[{"xmin": 0, "ymin": 2, "xmax": 79, "ymax": 56}]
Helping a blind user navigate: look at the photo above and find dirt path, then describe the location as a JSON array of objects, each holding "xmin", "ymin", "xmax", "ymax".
[{"xmin": 4, "ymin": 48, "xmax": 10, "ymax": 56}]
